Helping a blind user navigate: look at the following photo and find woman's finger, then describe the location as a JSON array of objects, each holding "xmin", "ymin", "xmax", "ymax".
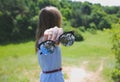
[
  {"xmin": 48, "ymin": 31, "xmax": 53, "ymax": 40},
  {"xmin": 44, "ymin": 29, "xmax": 51, "ymax": 41},
  {"xmin": 51, "ymin": 27, "xmax": 58, "ymax": 41},
  {"xmin": 44, "ymin": 26, "xmax": 63, "ymax": 41},
  {"xmin": 56, "ymin": 28, "xmax": 63, "ymax": 40}
]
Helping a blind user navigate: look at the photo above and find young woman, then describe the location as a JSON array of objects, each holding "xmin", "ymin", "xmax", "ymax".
[{"xmin": 35, "ymin": 6, "xmax": 64, "ymax": 82}]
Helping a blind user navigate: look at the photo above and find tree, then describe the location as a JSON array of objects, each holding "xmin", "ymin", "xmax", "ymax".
[
  {"xmin": 81, "ymin": 1, "xmax": 91, "ymax": 15},
  {"xmin": 98, "ymin": 18, "xmax": 111, "ymax": 30},
  {"xmin": 70, "ymin": 9, "xmax": 82, "ymax": 27},
  {"xmin": 60, "ymin": 7, "xmax": 72, "ymax": 20},
  {"xmin": 0, "ymin": 0, "xmax": 39, "ymax": 43},
  {"xmin": 103, "ymin": 6, "xmax": 119, "ymax": 14},
  {"xmin": 38, "ymin": 0, "xmax": 60, "ymax": 9}
]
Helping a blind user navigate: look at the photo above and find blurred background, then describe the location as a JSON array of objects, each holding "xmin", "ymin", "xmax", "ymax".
[{"xmin": 0, "ymin": 0, "xmax": 120, "ymax": 82}]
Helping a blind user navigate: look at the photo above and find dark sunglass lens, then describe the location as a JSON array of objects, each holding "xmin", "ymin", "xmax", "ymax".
[
  {"xmin": 59, "ymin": 32, "xmax": 75, "ymax": 46},
  {"xmin": 39, "ymin": 40, "xmax": 55, "ymax": 55}
]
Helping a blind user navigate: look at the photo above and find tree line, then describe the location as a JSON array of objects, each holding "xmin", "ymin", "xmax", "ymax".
[{"xmin": 0, "ymin": 0, "xmax": 120, "ymax": 43}]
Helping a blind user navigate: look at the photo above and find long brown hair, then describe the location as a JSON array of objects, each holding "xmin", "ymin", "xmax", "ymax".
[{"xmin": 35, "ymin": 6, "xmax": 62, "ymax": 52}]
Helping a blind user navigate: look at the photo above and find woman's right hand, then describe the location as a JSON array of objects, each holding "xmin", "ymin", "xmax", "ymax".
[{"xmin": 43, "ymin": 26, "xmax": 63, "ymax": 43}]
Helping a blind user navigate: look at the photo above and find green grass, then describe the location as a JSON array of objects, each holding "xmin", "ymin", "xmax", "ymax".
[
  {"xmin": 0, "ymin": 30, "xmax": 115, "ymax": 82},
  {"xmin": 0, "ymin": 41, "xmax": 39, "ymax": 82},
  {"xmin": 62, "ymin": 30, "xmax": 113, "ymax": 62},
  {"xmin": 0, "ymin": 41, "xmax": 35, "ymax": 58},
  {"xmin": 61, "ymin": 30, "xmax": 115, "ymax": 82}
]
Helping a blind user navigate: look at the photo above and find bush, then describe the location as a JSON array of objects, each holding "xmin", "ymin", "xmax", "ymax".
[
  {"xmin": 79, "ymin": 26, "xmax": 86, "ymax": 32},
  {"xmin": 112, "ymin": 69, "xmax": 120, "ymax": 82},
  {"xmin": 98, "ymin": 18, "xmax": 111, "ymax": 30},
  {"xmin": 74, "ymin": 29, "xmax": 84, "ymax": 41},
  {"xmin": 0, "ymin": 14, "xmax": 13, "ymax": 43},
  {"xmin": 111, "ymin": 24, "xmax": 120, "ymax": 82},
  {"xmin": 87, "ymin": 28, "xmax": 97, "ymax": 34}
]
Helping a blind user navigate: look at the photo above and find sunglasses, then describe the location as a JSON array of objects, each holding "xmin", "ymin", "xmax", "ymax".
[{"xmin": 38, "ymin": 31, "xmax": 75, "ymax": 55}]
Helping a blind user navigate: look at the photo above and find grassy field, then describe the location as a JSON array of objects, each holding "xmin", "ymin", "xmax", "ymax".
[{"xmin": 0, "ymin": 30, "xmax": 115, "ymax": 82}]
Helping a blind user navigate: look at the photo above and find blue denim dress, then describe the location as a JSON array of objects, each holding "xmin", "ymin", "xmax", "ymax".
[{"xmin": 38, "ymin": 44, "xmax": 64, "ymax": 82}]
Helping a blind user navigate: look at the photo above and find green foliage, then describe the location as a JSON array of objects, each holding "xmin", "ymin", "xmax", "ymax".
[
  {"xmin": 70, "ymin": 28, "xmax": 84, "ymax": 41},
  {"xmin": 80, "ymin": 1, "xmax": 92, "ymax": 15},
  {"xmin": 60, "ymin": 7, "xmax": 72, "ymax": 19},
  {"xmin": 111, "ymin": 24, "xmax": 120, "ymax": 82},
  {"xmin": 38, "ymin": 0, "xmax": 60, "ymax": 9},
  {"xmin": 104, "ymin": 15, "xmax": 119, "ymax": 24},
  {"xmin": 0, "ymin": 0, "xmax": 38, "ymax": 43},
  {"xmin": 98, "ymin": 18, "xmax": 111, "ymax": 30},
  {"xmin": 103, "ymin": 6, "xmax": 119, "ymax": 14},
  {"xmin": 0, "ymin": 14, "xmax": 13, "ymax": 42},
  {"xmin": 0, "ymin": 0, "xmax": 120, "ymax": 44},
  {"xmin": 112, "ymin": 25, "xmax": 120, "ymax": 64},
  {"xmin": 112, "ymin": 69, "xmax": 120, "ymax": 82},
  {"xmin": 116, "ymin": 10, "xmax": 120, "ymax": 18},
  {"xmin": 89, "ymin": 22, "xmax": 97, "ymax": 29}
]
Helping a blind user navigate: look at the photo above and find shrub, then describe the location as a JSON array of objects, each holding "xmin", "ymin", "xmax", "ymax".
[
  {"xmin": 74, "ymin": 29, "xmax": 84, "ymax": 41},
  {"xmin": 112, "ymin": 68, "xmax": 120, "ymax": 82},
  {"xmin": 111, "ymin": 24, "xmax": 120, "ymax": 82}
]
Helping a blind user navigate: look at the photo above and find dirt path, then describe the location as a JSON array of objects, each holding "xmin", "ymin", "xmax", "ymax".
[
  {"xmin": 22, "ymin": 60, "xmax": 105, "ymax": 82},
  {"xmin": 64, "ymin": 60, "xmax": 105, "ymax": 82}
]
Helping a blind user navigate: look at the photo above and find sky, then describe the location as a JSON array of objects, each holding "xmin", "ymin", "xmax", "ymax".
[{"xmin": 72, "ymin": 0, "xmax": 120, "ymax": 6}]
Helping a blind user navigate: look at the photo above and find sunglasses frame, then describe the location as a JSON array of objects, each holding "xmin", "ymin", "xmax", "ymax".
[
  {"xmin": 58, "ymin": 31, "xmax": 75, "ymax": 46},
  {"xmin": 38, "ymin": 31, "xmax": 75, "ymax": 55}
]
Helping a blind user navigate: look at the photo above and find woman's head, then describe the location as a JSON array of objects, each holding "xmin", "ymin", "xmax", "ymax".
[
  {"xmin": 37, "ymin": 6, "xmax": 62, "ymax": 38},
  {"xmin": 36, "ymin": 6, "xmax": 62, "ymax": 51}
]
